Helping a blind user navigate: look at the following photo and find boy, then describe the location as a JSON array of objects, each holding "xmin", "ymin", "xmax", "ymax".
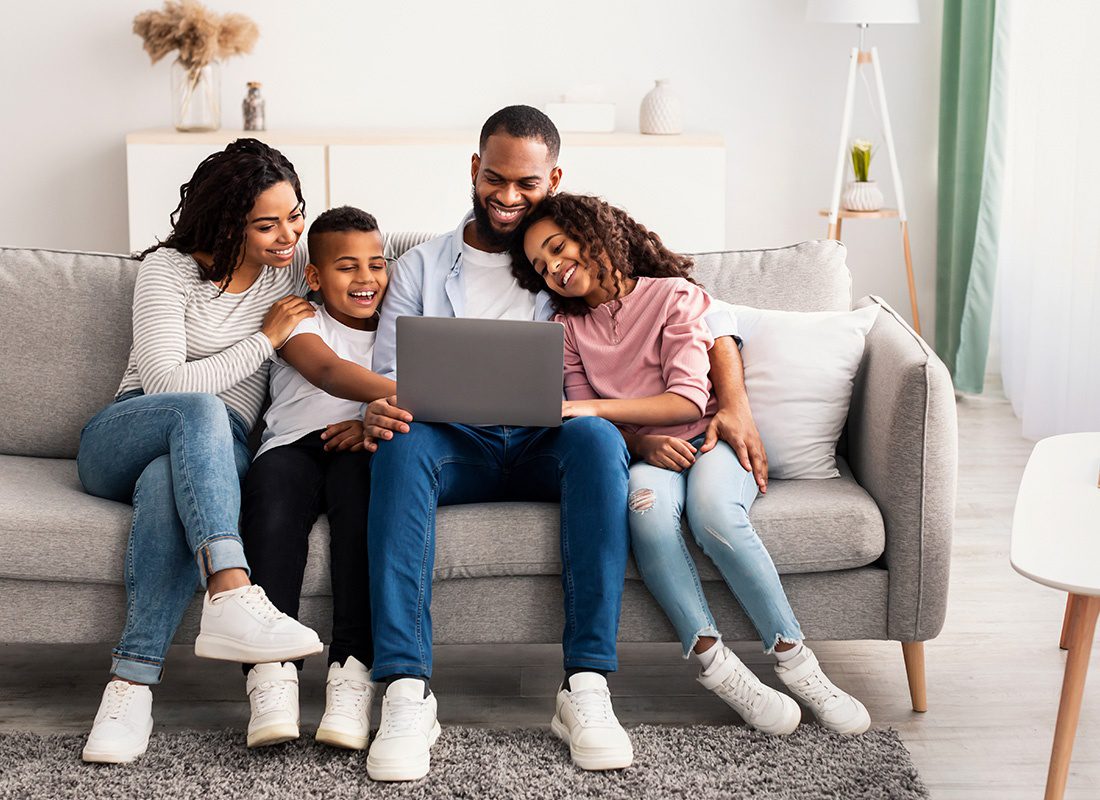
[{"xmin": 239, "ymin": 206, "xmax": 395, "ymax": 750}]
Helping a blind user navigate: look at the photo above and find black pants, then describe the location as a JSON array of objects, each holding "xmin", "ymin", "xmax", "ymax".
[{"xmin": 240, "ymin": 430, "xmax": 373, "ymax": 673}]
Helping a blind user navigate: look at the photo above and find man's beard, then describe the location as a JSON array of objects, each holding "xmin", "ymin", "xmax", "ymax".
[{"xmin": 470, "ymin": 188, "xmax": 522, "ymax": 251}]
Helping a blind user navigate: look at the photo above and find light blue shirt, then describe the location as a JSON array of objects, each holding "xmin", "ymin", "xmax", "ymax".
[{"xmin": 373, "ymin": 211, "xmax": 739, "ymax": 380}]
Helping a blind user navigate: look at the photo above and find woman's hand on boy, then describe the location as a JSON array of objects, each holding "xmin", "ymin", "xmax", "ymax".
[
  {"xmin": 321, "ymin": 419, "xmax": 366, "ymax": 452},
  {"xmin": 261, "ymin": 295, "xmax": 316, "ymax": 350},
  {"xmin": 635, "ymin": 435, "xmax": 697, "ymax": 472},
  {"xmin": 361, "ymin": 395, "xmax": 413, "ymax": 452}
]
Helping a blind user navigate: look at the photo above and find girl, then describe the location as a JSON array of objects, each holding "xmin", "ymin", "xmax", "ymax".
[
  {"xmin": 78, "ymin": 139, "xmax": 324, "ymax": 763},
  {"xmin": 512, "ymin": 193, "xmax": 870, "ymax": 736}
]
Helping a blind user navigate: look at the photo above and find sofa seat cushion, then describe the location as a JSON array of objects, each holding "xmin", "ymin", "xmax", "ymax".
[{"xmin": 0, "ymin": 454, "xmax": 885, "ymax": 594}]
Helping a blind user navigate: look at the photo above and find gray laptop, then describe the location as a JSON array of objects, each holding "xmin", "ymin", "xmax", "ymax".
[{"xmin": 396, "ymin": 316, "xmax": 565, "ymax": 427}]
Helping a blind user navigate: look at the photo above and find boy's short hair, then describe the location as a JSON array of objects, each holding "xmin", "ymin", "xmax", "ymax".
[
  {"xmin": 307, "ymin": 206, "xmax": 380, "ymax": 263},
  {"xmin": 479, "ymin": 105, "xmax": 561, "ymax": 162}
]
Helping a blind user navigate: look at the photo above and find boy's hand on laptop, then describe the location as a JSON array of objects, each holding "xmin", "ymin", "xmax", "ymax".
[
  {"xmin": 321, "ymin": 419, "xmax": 366, "ymax": 452},
  {"xmin": 635, "ymin": 435, "xmax": 697, "ymax": 472},
  {"xmin": 362, "ymin": 395, "xmax": 413, "ymax": 452}
]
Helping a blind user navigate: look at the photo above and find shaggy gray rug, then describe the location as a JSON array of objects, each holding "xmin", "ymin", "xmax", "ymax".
[{"xmin": 0, "ymin": 725, "xmax": 928, "ymax": 799}]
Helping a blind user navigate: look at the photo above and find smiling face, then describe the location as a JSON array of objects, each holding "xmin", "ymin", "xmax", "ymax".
[
  {"xmin": 469, "ymin": 134, "xmax": 562, "ymax": 251},
  {"xmin": 523, "ymin": 217, "xmax": 612, "ymax": 306},
  {"xmin": 240, "ymin": 181, "xmax": 306, "ymax": 270},
  {"xmin": 305, "ymin": 229, "xmax": 389, "ymax": 330}
]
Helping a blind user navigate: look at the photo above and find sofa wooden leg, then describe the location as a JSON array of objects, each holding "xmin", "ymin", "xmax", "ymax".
[
  {"xmin": 901, "ymin": 641, "xmax": 927, "ymax": 712},
  {"xmin": 1060, "ymin": 594, "xmax": 1078, "ymax": 650}
]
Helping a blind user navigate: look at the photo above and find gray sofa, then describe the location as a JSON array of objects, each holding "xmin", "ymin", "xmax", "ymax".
[{"xmin": 0, "ymin": 238, "xmax": 956, "ymax": 711}]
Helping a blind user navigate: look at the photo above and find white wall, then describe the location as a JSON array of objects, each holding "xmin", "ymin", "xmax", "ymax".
[{"xmin": 0, "ymin": 0, "xmax": 943, "ymax": 341}]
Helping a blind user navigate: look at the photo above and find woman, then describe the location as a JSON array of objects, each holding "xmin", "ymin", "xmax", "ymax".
[
  {"xmin": 512, "ymin": 194, "xmax": 871, "ymax": 736},
  {"xmin": 78, "ymin": 139, "xmax": 324, "ymax": 763}
]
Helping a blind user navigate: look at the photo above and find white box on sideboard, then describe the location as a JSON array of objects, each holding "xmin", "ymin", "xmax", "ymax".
[{"xmin": 544, "ymin": 103, "xmax": 616, "ymax": 133}]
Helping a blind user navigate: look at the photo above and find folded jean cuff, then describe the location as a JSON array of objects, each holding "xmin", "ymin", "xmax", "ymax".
[
  {"xmin": 195, "ymin": 534, "xmax": 250, "ymax": 585},
  {"xmin": 111, "ymin": 652, "xmax": 164, "ymax": 685},
  {"xmin": 370, "ymin": 662, "xmax": 431, "ymax": 681},
  {"xmin": 562, "ymin": 654, "xmax": 619, "ymax": 673}
]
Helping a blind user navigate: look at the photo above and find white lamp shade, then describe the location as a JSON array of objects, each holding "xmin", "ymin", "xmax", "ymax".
[{"xmin": 806, "ymin": 0, "xmax": 919, "ymax": 24}]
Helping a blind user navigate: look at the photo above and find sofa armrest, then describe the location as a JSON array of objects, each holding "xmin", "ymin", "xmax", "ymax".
[{"xmin": 847, "ymin": 296, "xmax": 958, "ymax": 642}]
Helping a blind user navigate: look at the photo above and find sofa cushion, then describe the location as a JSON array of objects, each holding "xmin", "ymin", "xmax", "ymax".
[
  {"xmin": 0, "ymin": 454, "xmax": 884, "ymax": 592},
  {"xmin": 688, "ymin": 240, "xmax": 851, "ymax": 311},
  {"xmin": 0, "ymin": 247, "xmax": 140, "ymax": 459}
]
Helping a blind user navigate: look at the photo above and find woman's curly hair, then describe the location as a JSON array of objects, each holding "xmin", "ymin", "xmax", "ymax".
[
  {"xmin": 139, "ymin": 138, "xmax": 304, "ymax": 290},
  {"xmin": 510, "ymin": 193, "xmax": 695, "ymax": 316}
]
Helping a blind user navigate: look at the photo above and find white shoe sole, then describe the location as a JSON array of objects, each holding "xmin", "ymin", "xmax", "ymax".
[
  {"xmin": 247, "ymin": 720, "xmax": 300, "ymax": 748},
  {"xmin": 316, "ymin": 724, "xmax": 369, "ymax": 750},
  {"xmin": 815, "ymin": 702, "xmax": 872, "ymax": 736},
  {"xmin": 792, "ymin": 695, "xmax": 871, "ymax": 736},
  {"xmin": 82, "ymin": 718, "xmax": 153, "ymax": 764},
  {"xmin": 193, "ymin": 633, "xmax": 323, "ymax": 663},
  {"xmin": 366, "ymin": 722, "xmax": 441, "ymax": 781},
  {"xmin": 550, "ymin": 714, "xmax": 633, "ymax": 771},
  {"xmin": 81, "ymin": 742, "xmax": 149, "ymax": 764}
]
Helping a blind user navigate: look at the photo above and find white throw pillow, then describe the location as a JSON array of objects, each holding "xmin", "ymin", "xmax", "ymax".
[{"xmin": 731, "ymin": 304, "xmax": 879, "ymax": 480}]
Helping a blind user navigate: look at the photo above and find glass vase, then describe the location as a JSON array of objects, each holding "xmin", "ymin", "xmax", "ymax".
[{"xmin": 171, "ymin": 58, "xmax": 221, "ymax": 132}]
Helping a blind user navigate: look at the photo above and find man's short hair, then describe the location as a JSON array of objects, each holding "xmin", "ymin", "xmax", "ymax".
[
  {"xmin": 479, "ymin": 105, "xmax": 561, "ymax": 162},
  {"xmin": 307, "ymin": 206, "xmax": 380, "ymax": 262}
]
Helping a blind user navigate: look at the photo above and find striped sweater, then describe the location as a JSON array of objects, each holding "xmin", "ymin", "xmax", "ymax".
[{"xmin": 115, "ymin": 245, "xmax": 309, "ymax": 428}]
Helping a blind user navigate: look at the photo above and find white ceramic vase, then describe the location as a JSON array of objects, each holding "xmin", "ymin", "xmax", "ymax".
[
  {"xmin": 640, "ymin": 79, "xmax": 682, "ymax": 135},
  {"xmin": 842, "ymin": 180, "xmax": 884, "ymax": 212}
]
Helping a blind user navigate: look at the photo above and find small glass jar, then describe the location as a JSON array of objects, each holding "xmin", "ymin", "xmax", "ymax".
[
  {"xmin": 243, "ymin": 81, "xmax": 266, "ymax": 132},
  {"xmin": 172, "ymin": 59, "xmax": 221, "ymax": 132}
]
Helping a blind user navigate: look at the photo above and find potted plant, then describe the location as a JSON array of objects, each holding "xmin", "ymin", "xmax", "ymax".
[
  {"xmin": 133, "ymin": 1, "xmax": 258, "ymax": 132},
  {"xmin": 842, "ymin": 139, "xmax": 884, "ymax": 211}
]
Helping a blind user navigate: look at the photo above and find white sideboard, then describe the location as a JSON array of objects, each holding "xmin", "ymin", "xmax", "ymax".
[{"xmin": 126, "ymin": 129, "xmax": 726, "ymax": 255}]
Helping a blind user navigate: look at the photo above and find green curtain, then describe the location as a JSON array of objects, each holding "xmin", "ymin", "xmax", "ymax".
[{"xmin": 935, "ymin": 0, "xmax": 997, "ymax": 386}]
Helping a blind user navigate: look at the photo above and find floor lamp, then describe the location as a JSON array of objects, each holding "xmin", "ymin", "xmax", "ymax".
[{"xmin": 807, "ymin": 0, "xmax": 923, "ymax": 335}]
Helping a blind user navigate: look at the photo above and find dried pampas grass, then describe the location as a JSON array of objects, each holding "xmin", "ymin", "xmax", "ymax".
[{"xmin": 133, "ymin": 0, "xmax": 258, "ymax": 74}]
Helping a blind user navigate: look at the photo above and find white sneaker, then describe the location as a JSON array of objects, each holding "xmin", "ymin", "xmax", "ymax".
[
  {"xmin": 550, "ymin": 672, "xmax": 633, "ymax": 771},
  {"xmin": 774, "ymin": 646, "xmax": 871, "ymax": 735},
  {"xmin": 246, "ymin": 662, "xmax": 300, "ymax": 748},
  {"xmin": 697, "ymin": 644, "xmax": 801, "ymax": 735},
  {"xmin": 194, "ymin": 584, "xmax": 323, "ymax": 663},
  {"xmin": 82, "ymin": 681, "xmax": 154, "ymax": 763},
  {"xmin": 366, "ymin": 678, "xmax": 440, "ymax": 781},
  {"xmin": 316, "ymin": 656, "xmax": 374, "ymax": 750}
]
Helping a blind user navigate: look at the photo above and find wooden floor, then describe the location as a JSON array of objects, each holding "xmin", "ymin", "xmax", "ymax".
[{"xmin": 2, "ymin": 382, "xmax": 1097, "ymax": 798}]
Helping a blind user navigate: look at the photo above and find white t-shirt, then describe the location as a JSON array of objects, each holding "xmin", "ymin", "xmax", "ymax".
[
  {"xmin": 256, "ymin": 302, "xmax": 376, "ymax": 458},
  {"xmin": 460, "ymin": 228, "xmax": 537, "ymax": 321}
]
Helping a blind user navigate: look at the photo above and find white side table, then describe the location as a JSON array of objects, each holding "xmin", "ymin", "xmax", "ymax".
[{"xmin": 1010, "ymin": 432, "xmax": 1100, "ymax": 800}]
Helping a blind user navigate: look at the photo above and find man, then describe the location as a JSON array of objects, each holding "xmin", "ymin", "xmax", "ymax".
[{"xmin": 361, "ymin": 106, "xmax": 768, "ymax": 781}]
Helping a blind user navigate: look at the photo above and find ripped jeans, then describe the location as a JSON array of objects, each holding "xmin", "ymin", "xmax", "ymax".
[{"xmin": 628, "ymin": 437, "xmax": 803, "ymax": 657}]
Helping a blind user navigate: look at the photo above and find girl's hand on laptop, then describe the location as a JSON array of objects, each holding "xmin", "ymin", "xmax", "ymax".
[
  {"xmin": 635, "ymin": 435, "xmax": 697, "ymax": 472},
  {"xmin": 362, "ymin": 395, "xmax": 413, "ymax": 452},
  {"xmin": 562, "ymin": 400, "xmax": 600, "ymax": 418},
  {"xmin": 321, "ymin": 419, "xmax": 366, "ymax": 452}
]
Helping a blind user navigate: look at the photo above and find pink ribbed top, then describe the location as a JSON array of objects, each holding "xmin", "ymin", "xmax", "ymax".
[{"xmin": 560, "ymin": 277, "xmax": 716, "ymax": 439}]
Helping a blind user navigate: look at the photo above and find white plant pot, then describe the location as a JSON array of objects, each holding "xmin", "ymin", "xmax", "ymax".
[
  {"xmin": 842, "ymin": 180, "xmax": 884, "ymax": 212},
  {"xmin": 640, "ymin": 79, "xmax": 682, "ymax": 135}
]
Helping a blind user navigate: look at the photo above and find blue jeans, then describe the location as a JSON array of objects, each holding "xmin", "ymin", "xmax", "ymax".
[
  {"xmin": 367, "ymin": 417, "xmax": 630, "ymax": 680},
  {"xmin": 628, "ymin": 438, "xmax": 803, "ymax": 656},
  {"xmin": 77, "ymin": 390, "xmax": 252, "ymax": 684}
]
